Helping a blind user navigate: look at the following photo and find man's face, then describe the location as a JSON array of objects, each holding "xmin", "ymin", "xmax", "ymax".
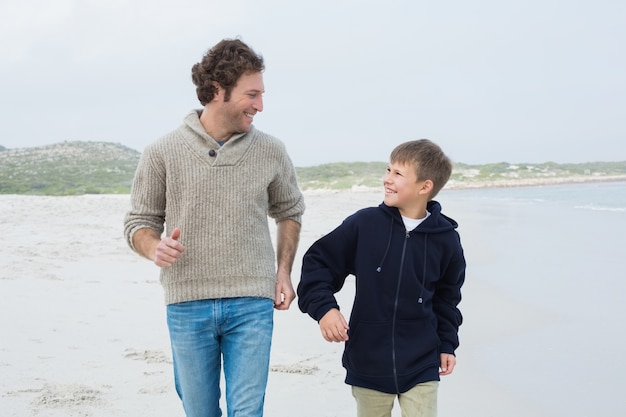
[{"xmin": 218, "ymin": 71, "xmax": 264, "ymax": 135}]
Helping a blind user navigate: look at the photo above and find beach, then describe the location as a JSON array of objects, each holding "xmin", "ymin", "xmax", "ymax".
[{"xmin": 2, "ymin": 185, "xmax": 625, "ymax": 417}]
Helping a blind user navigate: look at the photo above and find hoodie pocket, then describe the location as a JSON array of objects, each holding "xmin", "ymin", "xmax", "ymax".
[
  {"xmin": 344, "ymin": 321, "xmax": 394, "ymax": 377},
  {"xmin": 344, "ymin": 319, "xmax": 440, "ymax": 378},
  {"xmin": 395, "ymin": 318, "xmax": 440, "ymax": 375}
]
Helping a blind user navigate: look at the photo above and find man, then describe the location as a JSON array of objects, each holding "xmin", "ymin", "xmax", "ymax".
[{"xmin": 123, "ymin": 38, "xmax": 305, "ymax": 417}]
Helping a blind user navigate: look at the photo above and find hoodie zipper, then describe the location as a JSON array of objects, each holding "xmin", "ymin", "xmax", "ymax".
[{"xmin": 391, "ymin": 230, "xmax": 410, "ymax": 394}]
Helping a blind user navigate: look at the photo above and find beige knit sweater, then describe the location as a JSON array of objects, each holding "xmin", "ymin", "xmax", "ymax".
[{"xmin": 124, "ymin": 110, "xmax": 305, "ymax": 305}]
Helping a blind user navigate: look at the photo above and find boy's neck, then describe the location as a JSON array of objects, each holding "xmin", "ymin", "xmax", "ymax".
[{"xmin": 398, "ymin": 201, "xmax": 428, "ymax": 219}]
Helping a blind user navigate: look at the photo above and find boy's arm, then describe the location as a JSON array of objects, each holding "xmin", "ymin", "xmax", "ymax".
[
  {"xmin": 297, "ymin": 225, "xmax": 354, "ymax": 322},
  {"xmin": 433, "ymin": 237, "xmax": 466, "ymax": 355}
]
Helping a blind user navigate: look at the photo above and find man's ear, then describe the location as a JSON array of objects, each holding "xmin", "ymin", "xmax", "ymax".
[{"xmin": 212, "ymin": 82, "xmax": 222, "ymax": 100}]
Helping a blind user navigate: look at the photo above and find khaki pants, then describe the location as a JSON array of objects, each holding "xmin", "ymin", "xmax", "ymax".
[{"xmin": 351, "ymin": 381, "xmax": 438, "ymax": 417}]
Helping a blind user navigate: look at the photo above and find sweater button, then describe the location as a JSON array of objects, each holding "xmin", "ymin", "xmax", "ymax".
[{"xmin": 208, "ymin": 149, "xmax": 217, "ymax": 157}]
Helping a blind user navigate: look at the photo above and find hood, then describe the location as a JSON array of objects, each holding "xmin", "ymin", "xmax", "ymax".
[
  {"xmin": 374, "ymin": 200, "xmax": 458, "ymax": 281},
  {"xmin": 378, "ymin": 200, "xmax": 458, "ymax": 234}
]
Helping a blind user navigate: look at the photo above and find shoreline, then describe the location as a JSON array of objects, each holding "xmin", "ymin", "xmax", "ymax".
[
  {"xmin": 305, "ymin": 174, "xmax": 626, "ymax": 194},
  {"xmin": 2, "ymin": 175, "xmax": 626, "ymax": 198},
  {"xmin": 445, "ymin": 173, "xmax": 626, "ymax": 190}
]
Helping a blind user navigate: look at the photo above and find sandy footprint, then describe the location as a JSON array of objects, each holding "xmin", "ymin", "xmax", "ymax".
[
  {"xmin": 123, "ymin": 348, "xmax": 171, "ymax": 364},
  {"xmin": 270, "ymin": 361, "xmax": 320, "ymax": 375},
  {"xmin": 5, "ymin": 383, "xmax": 107, "ymax": 416}
]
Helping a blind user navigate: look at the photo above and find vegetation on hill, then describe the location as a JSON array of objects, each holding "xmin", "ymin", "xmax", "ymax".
[
  {"xmin": 0, "ymin": 141, "xmax": 140, "ymax": 195},
  {"xmin": 296, "ymin": 160, "xmax": 626, "ymax": 190},
  {"xmin": 295, "ymin": 162, "xmax": 386, "ymax": 189},
  {"xmin": 1, "ymin": 141, "xmax": 625, "ymax": 195}
]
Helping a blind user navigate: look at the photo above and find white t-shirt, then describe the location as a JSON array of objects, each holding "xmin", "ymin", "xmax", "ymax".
[{"xmin": 402, "ymin": 211, "xmax": 431, "ymax": 232}]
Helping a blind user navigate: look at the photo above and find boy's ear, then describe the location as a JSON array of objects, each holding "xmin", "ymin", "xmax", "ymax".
[{"xmin": 419, "ymin": 179, "xmax": 434, "ymax": 195}]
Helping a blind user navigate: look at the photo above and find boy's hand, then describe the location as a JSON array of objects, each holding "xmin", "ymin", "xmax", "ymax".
[
  {"xmin": 319, "ymin": 308, "xmax": 349, "ymax": 342},
  {"xmin": 439, "ymin": 353, "xmax": 456, "ymax": 375}
]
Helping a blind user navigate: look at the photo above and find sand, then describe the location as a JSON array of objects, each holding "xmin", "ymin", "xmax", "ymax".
[{"xmin": 1, "ymin": 189, "xmax": 618, "ymax": 417}]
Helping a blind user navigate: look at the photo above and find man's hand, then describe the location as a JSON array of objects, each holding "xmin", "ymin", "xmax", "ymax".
[
  {"xmin": 154, "ymin": 227, "xmax": 186, "ymax": 268},
  {"xmin": 274, "ymin": 270, "xmax": 296, "ymax": 310},
  {"xmin": 439, "ymin": 353, "xmax": 456, "ymax": 376},
  {"xmin": 319, "ymin": 308, "xmax": 349, "ymax": 342}
]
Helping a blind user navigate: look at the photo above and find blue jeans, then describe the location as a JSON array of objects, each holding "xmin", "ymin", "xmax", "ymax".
[{"xmin": 166, "ymin": 297, "xmax": 274, "ymax": 417}]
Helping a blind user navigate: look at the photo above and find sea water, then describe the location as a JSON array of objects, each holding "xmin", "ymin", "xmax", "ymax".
[
  {"xmin": 438, "ymin": 181, "xmax": 626, "ymax": 417},
  {"xmin": 447, "ymin": 180, "xmax": 626, "ymax": 212}
]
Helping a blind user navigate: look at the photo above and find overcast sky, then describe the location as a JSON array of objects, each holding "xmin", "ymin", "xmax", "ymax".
[{"xmin": 1, "ymin": 0, "xmax": 624, "ymax": 166}]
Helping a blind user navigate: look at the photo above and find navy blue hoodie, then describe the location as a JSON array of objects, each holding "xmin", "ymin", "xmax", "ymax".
[{"xmin": 298, "ymin": 200, "xmax": 465, "ymax": 394}]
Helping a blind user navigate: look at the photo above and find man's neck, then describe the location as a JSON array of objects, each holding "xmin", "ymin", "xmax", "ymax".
[{"xmin": 199, "ymin": 107, "xmax": 233, "ymax": 142}]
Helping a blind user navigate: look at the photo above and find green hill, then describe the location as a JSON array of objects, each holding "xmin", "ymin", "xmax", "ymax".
[
  {"xmin": 0, "ymin": 141, "xmax": 140, "ymax": 195},
  {"xmin": 295, "ymin": 161, "xmax": 626, "ymax": 190},
  {"xmin": 1, "ymin": 141, "xmax": 625, "ymax": 195}
]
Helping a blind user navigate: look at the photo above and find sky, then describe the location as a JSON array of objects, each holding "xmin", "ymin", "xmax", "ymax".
[{"xmin": 1, "ymin": 0, "xmax": 624, "ymax": 167}]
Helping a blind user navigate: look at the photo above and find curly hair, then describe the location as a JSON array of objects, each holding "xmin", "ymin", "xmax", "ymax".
[
  {"xmin": 390, "ymin": 139, "xmax": 453, "ymax": 199},
  {"xmin": 191, "ymin": 39, "xmax": 265, "ymax": 105}
]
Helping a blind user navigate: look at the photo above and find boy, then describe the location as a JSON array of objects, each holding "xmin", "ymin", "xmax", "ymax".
[{"xmin": 297, "ymin": 139, "xmax": 465, "ymax": 417}]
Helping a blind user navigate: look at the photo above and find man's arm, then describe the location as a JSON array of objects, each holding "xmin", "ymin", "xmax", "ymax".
[
  {"xmin": 132, "ymin": 227, "xmax": 185, "ymax": 268},
  {"xmin": 274, "ymin": 219, "xmax": 301, "ymax": 310}
]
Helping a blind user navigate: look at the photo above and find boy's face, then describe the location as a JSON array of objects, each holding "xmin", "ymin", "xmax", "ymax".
[{"xmin": 383, "ymin": 161, "xmax": 429, "ymax": 219}]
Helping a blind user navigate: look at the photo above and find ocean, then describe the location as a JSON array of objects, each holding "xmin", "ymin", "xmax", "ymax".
[{"xmin": 437, "ymin": 181, "xmax": 626, "ymax": 417}]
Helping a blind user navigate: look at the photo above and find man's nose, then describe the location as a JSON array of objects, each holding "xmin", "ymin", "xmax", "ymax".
[{"xmin": 254, "ymin": 96, "xmax": 264, "ymax": 112}]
